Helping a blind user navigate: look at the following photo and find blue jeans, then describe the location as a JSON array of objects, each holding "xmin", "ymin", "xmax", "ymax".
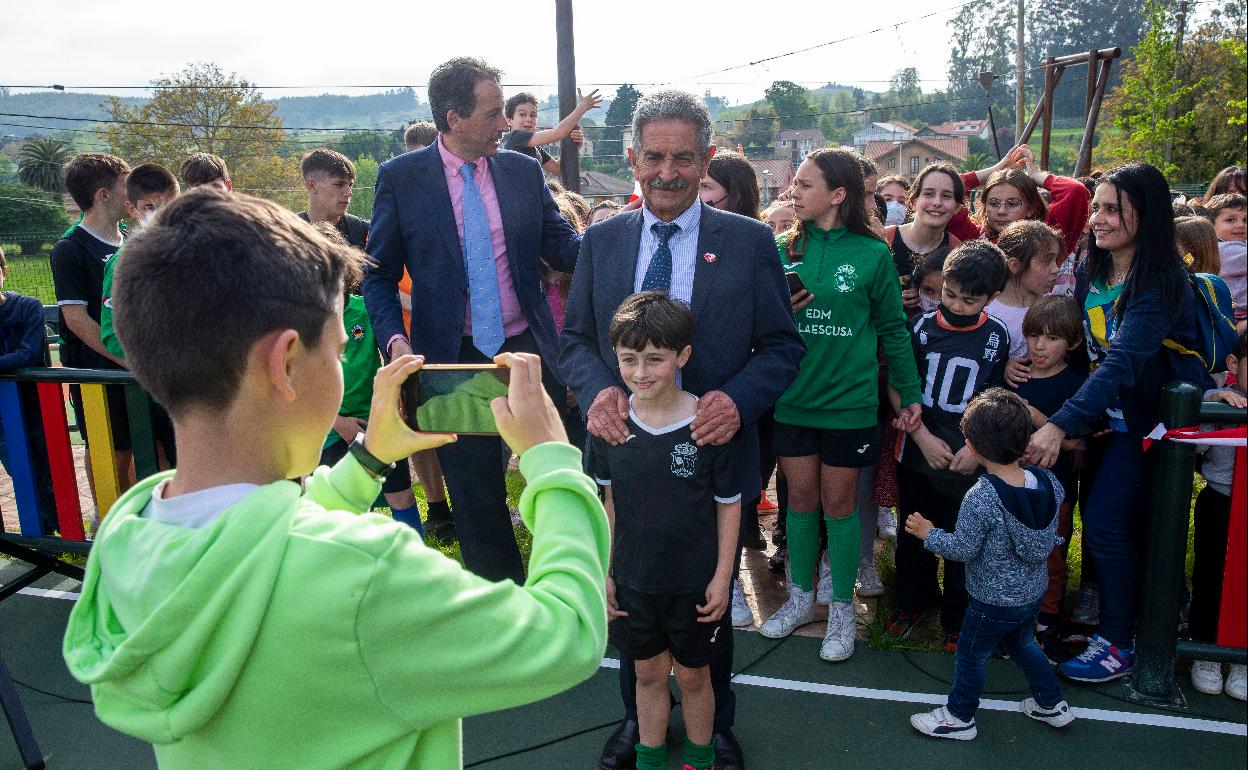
[
  {"xmin": 1081, "ymin": 432, "xmax": 1147, "ymax": 647},
  {"xmin": 947, "ymin": 598, "xmax": 1063, "ymax": 721}
]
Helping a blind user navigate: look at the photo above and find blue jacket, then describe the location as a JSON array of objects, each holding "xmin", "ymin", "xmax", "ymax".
[
  {"xmin": 1050, "ymin": 265, "xmax": 1211, "ymax": 438},
  {"xmin": 0, "ymin": 292, "xmax": 46, "ymax": 370},
  {"xmin": 559, "ymin": 203, "xmax": 805, "ymax": 496},
  {"xmin": 362, "ymin": 144, "xmax": 581, "ymax": 378}
]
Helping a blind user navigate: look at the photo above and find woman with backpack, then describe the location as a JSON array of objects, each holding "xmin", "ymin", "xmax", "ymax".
[{"xmin": 1027, "ymin": 163, "xmax": 1212, "ymax": 683}]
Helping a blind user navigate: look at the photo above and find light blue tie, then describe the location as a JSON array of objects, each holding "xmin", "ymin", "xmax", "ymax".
[
  {"xmin": 641, "ymin": 222, "xmax": 679, "ymax": 293},
  {"xmin": 460, "ymin": 162, "xmax": 505, "ymax": 357}
]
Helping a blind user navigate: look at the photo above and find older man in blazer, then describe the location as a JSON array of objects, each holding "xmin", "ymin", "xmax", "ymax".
[
  {"xmin": 363, "ymin": 57, "xmax": 580, "ymax": 584},
  {"xmin": 560, "ymin": 89, "xmax": 803, "ymax": 770}
]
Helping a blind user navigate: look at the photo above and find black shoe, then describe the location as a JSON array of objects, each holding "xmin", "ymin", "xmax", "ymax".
[
  {"xmin": 425, "ymin": 517, "xmax": 457, "ymax": 543},
  {"xmin": 598, "ymin": 719, "xmax": 638, "ymax": 770},
  {"xmin": 1037, "ymin": 624, "xmax": 1068, "ymax": 665},
  {"xmin": 742, "ymin": 525, "xmax": 766, "ymax": 550},
  {"xmin": 767, "ymin": 547, "xmax": 787, "ymax": 572},
  {"xmin": 713, "ymin": 728, "xmax": 745, "ymax": 770}
]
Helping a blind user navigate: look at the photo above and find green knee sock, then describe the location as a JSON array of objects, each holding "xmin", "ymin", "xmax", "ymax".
[
  {"xmin": 786, "ymin": 507, "xmax": 822, "ymax": 592},
  {"xmin": 682, "ymin": 737, "xmax": 715, "ymax": 769},
  {"xmin": 635, "ymin": 742, "xmax": 667, "ymax": 770},
  {"xmin": 825, "ymin": 509, "xmax": 861, "ymax": 604}
]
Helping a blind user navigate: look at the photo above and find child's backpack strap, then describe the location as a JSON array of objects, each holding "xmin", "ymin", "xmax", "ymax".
[{"xmin": 1162, "ymin": 273, "xmax": 1239, "ymax": 374}]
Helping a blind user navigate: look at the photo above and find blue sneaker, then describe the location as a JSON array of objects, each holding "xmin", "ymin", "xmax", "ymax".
[{"xmin": 1059, "ymin": 634, "xmax": 1134, "ymax": 682}]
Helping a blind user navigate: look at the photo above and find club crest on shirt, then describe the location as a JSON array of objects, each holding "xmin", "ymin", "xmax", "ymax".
[
  {"xmin": 834, "ymin": 264, "xmax": 858, "ymax": 293},
  {"xmin": 671, "ymin": 442, "xmax": 698, "ymax": 479},
  {"xmin": 351, "ymin": 324, "xmax": 365, "ymax": 341}
]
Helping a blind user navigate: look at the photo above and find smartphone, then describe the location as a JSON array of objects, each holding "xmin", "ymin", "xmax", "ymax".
[
  {"xmin": 785, "ymin": 271, "xmax": 807, "ymax": 296},
  {"xmin": 401, "ymin": 364, "xmax": 511, "ymax": 435}
]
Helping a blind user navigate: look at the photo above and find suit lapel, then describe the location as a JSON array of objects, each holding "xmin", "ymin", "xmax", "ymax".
[
  {"xmin": 417, "ymin": 144, "xmax": 464, "ymax": 263},
  {"xmin": 691, "ymin": 201, "xmax": 722, "ymax": 319},
  {"xmin": 489, "ymin": 155, "xmax": 524, "ymax": 282},
  {"xmin": 611, "ymin": 210, "xmax": 645, "ymax": 303}
]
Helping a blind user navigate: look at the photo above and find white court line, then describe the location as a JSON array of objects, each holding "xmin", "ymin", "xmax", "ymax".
[
  {"xmin": 13, "ymin": 589, "xmax": 1242, "ymax": 738},
  {"xmin": 600, "ymin": 658, "xmax": 1247, "ymax": 737},
  {"xmin": 16, "ymin": 586, "xmax": 81, "ymax": 600}
]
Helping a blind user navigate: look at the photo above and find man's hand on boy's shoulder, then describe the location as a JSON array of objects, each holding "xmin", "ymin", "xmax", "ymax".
[
  {"xmin": 587, "ymin": 386, "xmax": 630, "ymax": 445},
  {"xmin": 362, "ymin": 355, "xmax": 456, "ymax": 464},
  {"xmin": 691, "ymin": 391, "xmax": 740, "ymax": 446}
]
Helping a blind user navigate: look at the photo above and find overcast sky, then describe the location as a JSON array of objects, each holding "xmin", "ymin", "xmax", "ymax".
[{"xmin": 0, "ymin": 0, "xmax": 969, "ymax": 106}]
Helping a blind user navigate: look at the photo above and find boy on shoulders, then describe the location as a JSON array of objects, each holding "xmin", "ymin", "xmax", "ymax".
[{"xmin": 501, "ymin": 90, "xmax": 601, "ymax": 176}]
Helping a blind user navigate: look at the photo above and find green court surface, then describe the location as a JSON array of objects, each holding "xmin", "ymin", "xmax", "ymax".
[{"xmin": 2, "ymin": 565, "xmax": 1244, "ymax": 769}]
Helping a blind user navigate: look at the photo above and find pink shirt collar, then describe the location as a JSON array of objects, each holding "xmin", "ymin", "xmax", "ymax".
[{"xmin": 437, "ymin": 135, "xmax": 486, "ymax": 178}]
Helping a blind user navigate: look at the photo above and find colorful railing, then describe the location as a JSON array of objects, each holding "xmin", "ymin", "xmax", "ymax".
[{"xmin": 0, "ymin": 367, "xmax": 160, "ymax": 552}]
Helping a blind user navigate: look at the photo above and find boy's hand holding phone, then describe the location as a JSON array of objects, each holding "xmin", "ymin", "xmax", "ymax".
[
  {"xmin": 490, "ymin": 352, "xmax": 568, "ymax": 455},
  {"xmin": 362, "ymin": 355, "xmax": 457, "ymax": 464}
]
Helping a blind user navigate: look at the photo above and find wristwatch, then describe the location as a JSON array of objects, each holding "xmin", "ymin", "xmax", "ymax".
[{"xmin": 348, "ymin": 435, "xmax": 396, "ymax": 480}]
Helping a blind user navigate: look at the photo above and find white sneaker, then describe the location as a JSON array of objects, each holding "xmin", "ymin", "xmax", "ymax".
[
  {"xmin": 910, "ymin": 706, "xmax": 977, "ymax": 740},
  {"xmin": 1190, "ymin": 660, "xmax": 1224, "ymax": 695},
  {"xmin": 877, "ymin": 506, "xmax": 897, "ymax": 539},
  {"xmin": 856, "ymin": 557, "xmax": 885, "ymax": 598},
  {"xmin": 816, "ymin": 551, "xmax": 832, "ymax": 605},
  {"xmin": 820, "ymin": 601, "xmax": 856, "ymax": 661},
  {"xmin": 1020, "ymin": 698, "xmax": 1075, "ymax": 728},
  {"xmin": 730, "ymin": 579, "xmax": 754, "ymax": 628},
  {"xmin": 759, "ymin": 585, "xmax": 816, "ymax": 639},
  {"xmin": 1226, "ymin": 664, "xmax": 1247, "ymax": 701}
]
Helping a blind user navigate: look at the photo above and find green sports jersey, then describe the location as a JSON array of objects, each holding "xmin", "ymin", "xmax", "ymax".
[
  {"xmin": 99, "ymin": 246, "xmax": 124, "ymax": 359},
  {"xmin": 325, "ymin": 295, "xmax": 381, "ymax": 449},
  {"xmin": 774, "ymin": 224, "xmax": 923, "ymax": 430}
]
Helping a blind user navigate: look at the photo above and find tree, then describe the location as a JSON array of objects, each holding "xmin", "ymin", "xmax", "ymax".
[
  {"xmin": 0, "ymin": 183, "xmax": 72, "ymax": 254},
  {"xmin": 336, "ymin": 131, "xmax": 402, "ymax": 163},
  {"xmin": 99, "ymin": 62, "xmax": 285, "ymax": 177},
  {"xmin": 764, "ymin": 81, "xmax": 816, "ymax": 130},
  {"xmin": 17, "ymin": 137, "xmax": 72, "ymax": 193},
  {"xmin": 599, "ymin": 83, "xmax": 642, "ymax": 162},
  {"xmin": 348, "ymin": 156, "xmax": 379, "ymax": 220},
  {"xmin": 1097, "ymin": 0, "xmax": 1246, "ymax": 180},
  {"xmin": 703, "ymin": 90, "xmax": 730, "ymax": 121},
  {"xmin": 732, "ymin": 108, "xmax": 778, "ymax": 154},
  {"xmin": 0, "ymin": 153, "xmax": 14, "ymax": 184}
]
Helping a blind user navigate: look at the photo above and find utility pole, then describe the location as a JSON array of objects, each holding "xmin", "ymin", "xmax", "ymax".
[
  {"xmin": 1164, "ymin": 0, "xmax": 1188, "ymax": 166},
  {"xmin": 555, "ymin": 0, "xmax": 580, "ymax": 192},
  {"xmin": 1016, "ymin": 0, "xmax": 1026, "ymax": 141}
]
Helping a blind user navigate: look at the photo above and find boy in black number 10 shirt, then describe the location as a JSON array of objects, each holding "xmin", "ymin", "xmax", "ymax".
[
  {"xmin": 590, "ymin": 292, "xmax": 741, "ymax": 770},
  {"xmin": 887, "ymin": 241, "xmax": 1011, "ymax": 648}
]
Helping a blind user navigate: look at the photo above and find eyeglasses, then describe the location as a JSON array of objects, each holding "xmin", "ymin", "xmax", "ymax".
[{"xmin": 985, "ymin": 198, "xmax": 1025, "ymax": 210}]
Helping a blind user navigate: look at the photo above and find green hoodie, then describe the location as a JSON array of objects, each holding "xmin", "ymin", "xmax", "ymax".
[
  {"xmin": 775, "ymin": 225, "xmax": 922, "ymax": 430},
  {"xmin": 63, "ymin": 443, "xmax": 609, "ymax": 769}
]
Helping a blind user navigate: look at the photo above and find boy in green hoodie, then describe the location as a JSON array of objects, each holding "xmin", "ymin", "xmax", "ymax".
[{"xmin": 62, "ymin": 188, "xmax": 611, "ymax": 769}]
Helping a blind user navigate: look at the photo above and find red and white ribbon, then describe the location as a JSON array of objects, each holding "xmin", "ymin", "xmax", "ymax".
[{"xmin": 1143, "ymin": 423, "xmax": 1248, "ymax": 451}]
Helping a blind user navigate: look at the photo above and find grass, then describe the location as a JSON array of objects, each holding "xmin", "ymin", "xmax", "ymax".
[{"xmin": 389, "ymin": 469, "xmax": 533, "ymax": 566}]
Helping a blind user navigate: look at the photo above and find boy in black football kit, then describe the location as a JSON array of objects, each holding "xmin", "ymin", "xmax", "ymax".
[
  {"xmin": 589, "ymin": 292, "xmax": 740, "ymax": 770},
  {"xmin": 298, "ymin": 148, "xmax": 368, "ymax": 248},
  {"xmin": 887, "ymin": 241, "xmax": 1011, "ymax": 646}
]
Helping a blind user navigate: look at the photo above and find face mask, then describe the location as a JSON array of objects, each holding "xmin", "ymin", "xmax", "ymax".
[
  {"xmin": 885, "ymin": 200, "xmax": 907, "ymax": 227},
  {"xmin": 918, "ymin": 294, "xmax": 940, "ymax": 314},
  {"xmin": 939, "ymin": 304, "xmax": 982, "ymax": 328}
]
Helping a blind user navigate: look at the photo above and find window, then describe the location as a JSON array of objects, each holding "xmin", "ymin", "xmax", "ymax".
[
  {"xmin": 909, "ymin": 156, "xmax": 920, "ymax": 174},
  {"xmin": 888, "ymin": 157, "xmax": 897, "ymax": 169}
]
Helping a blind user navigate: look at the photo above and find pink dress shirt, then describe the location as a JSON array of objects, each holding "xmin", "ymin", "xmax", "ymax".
[{"xmin": 437, "ymin": 137, "xmax": 528, "ymax": 341}]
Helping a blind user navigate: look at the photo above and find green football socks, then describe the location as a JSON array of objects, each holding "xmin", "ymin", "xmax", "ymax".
[
  {"xmin": 825, "ymin": 509, "xmax": 861, "ymax": 604},
  {"xmin": 786, "ymin": 507, "xmax": 822, "ymax": 592}
]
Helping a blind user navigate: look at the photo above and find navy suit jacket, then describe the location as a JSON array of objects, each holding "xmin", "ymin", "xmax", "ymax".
[
  {"xmin": 559, "ymin": 202, "xmax": 805, "ymax": 495},
  {"xmin": 362, "ymin": 143, "xmax": 581, "ymax": 377}
]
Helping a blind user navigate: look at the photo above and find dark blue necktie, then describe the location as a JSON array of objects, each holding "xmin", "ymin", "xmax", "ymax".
[
  {"xmin": 641, "ymin": 222, "xmax": 680, "ymax": 293},
  {"xmin": 460, "ymin": 162, "xmax": 504, "ymax": 357}
]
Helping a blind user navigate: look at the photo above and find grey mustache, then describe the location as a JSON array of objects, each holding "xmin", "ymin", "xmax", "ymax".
[{"xmin": 648, "ymin": 178, "xmax": 689, "ymax": 192}]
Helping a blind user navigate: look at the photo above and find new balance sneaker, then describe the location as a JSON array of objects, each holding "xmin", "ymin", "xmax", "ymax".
[
  {"xmin": 1071, "ymin": 582, "xmax": 1100, "ymax": 626},
  {"xmin": 877, "ymin": 506, "xmax": 898, "ymax": 539},
  {"xmin": 1225, "ymin": 664, "xmax": 1246, "ymax": 701},
  {"xmin": 1059, "ymin": 635, "xmax": 1134, "ymax": 682},
  {"xmin": 1190, "ymin": 660, "xmax": 1224, "ymax": 695},
  {"xmin": 816, "ymin": 551, "xmax": 832, "ymax": 605},
  {"xmin": 731, "ymin": 579, "xmax": 754, "ymax": 628},
  {"xmin": 820, "ymin": 601, "xmax": 856, "ymax": 662},
  {"xmin": 856, "ymin": 557, "xmax": 884, "ymax": 598},
  {"xmin": 759, "ymin": 585, "xmax": 816, "ymax": 639},
  {"xmin": 884, "ymin": 609, "xmax": 923, "ymax": 638},
  {"xmin": 910, "ymin": 706, "xmax": 977, "ymax": 740},
  {"xmin": 1020, "ymin": 698, "xmax": 1075, "ymax": 728}
]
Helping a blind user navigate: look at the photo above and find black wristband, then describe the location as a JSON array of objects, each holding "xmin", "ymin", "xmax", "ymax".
[{"xmin": 348, "ymin": 435, "xmax": 396, "ymax": 480}]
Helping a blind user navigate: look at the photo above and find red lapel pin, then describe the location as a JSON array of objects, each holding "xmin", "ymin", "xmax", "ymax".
[{"xmin": 703, "ymin": 253, "xmax": 717, "ymax": 263}]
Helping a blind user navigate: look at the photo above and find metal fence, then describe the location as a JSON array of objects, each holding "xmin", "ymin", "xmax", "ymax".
[{"xmin": 0, "ymin": 235, "xmax": 60, "ymax": 304}]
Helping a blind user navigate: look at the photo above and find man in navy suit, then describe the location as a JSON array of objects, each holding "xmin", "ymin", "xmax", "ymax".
[
  {"xmin": 560, "ymin": 89, "xmax": 804, "ymax": 770},
  {"xmin": 363, "ymin": 57, "xmax": 581, "ymax": 584}
]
